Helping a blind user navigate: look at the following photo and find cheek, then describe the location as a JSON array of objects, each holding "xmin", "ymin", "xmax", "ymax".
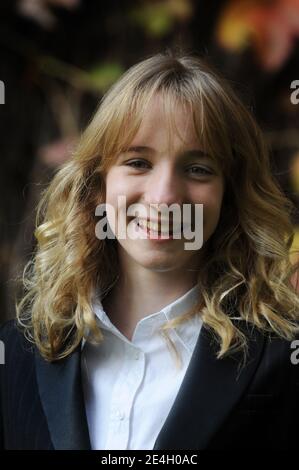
[
  {"xmin": 105, "ymin": 169, "xmax": 141, "ymax": 234},
  {"xmin": 105, "ymin": 169, "xmax": 130, "ymax": 206},
  {"xmin": 193, "ymin": 181, "xmax": 224, "ymax": 216},
  {"xmin": 105, "ymin": 171, "xmax": 124, "ymax": 233}
]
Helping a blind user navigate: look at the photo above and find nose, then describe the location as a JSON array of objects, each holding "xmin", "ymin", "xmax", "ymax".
[{"xmin": 142, "ymin": 162, "xmax": 184, "ymax": 208}]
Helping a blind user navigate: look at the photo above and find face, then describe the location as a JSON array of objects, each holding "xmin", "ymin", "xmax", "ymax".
[{"xmin": 104, "ymin": 94, "xmax": 224, "ymax": 275}]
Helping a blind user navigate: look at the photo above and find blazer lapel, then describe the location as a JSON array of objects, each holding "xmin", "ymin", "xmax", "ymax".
[
  {"xmin": 35, "ymin": 344, "xmax": 91, "ymax": 450},
  {"xmin": 153, "ymin": 322, "xmax": 265, "ymax": 450}
]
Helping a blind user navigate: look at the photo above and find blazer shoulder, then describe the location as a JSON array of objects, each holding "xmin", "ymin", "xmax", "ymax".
[
  {"xmin": 0, "ymin": 319, "xmax": 18, "ymax": 339},
  {"xmin": 0, "ymin": 319, "xmax": 35, "ymax": 366},
  {"xmin": 258, "ymin": 330, "xmax": 299, "ymax": 382}
]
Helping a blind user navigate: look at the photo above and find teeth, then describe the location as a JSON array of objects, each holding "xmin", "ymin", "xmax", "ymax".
[
  {"xmin": 136, "ymin": 218, "xmax": 182, "ymax": 234},
  {"xmin": 147, "ymin": 221, "xmax": 162, "ymax": 232}
]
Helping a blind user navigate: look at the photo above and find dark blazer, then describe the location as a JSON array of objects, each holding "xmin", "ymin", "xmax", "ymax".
[{"xmin": 0, "ymin": 318, "xmax": 299, "ymax": 450}]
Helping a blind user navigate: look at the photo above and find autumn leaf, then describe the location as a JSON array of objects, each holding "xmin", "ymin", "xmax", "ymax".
[{"xmin": 215, "ymin": 0, "xmax": 299, "ymax": 71}]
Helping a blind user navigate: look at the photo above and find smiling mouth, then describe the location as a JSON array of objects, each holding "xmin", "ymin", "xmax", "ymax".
[{"xmin": 132, "ymin": 217, "xmax": 186, "ymax": 237}]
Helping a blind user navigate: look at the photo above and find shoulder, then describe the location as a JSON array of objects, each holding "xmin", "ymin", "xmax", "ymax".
[
  {"xmin": 252, "ymin": 329, "xmax": 299, "ymax": 391},
  {"xmin": 264, "ymin": 332, "xmax": 298, "ymax": 365},
  {"xmin": 229, "ymin": 321, "xmax": 299, "ymax": 386},
  {"xmin": 0, "ymin": 318, "xmax": 20, "ymax": 341},
  {"xmin": 239, "ymin": 319, "xmax": 299, "ymax": 359},
  {"xmin": 0, "ymin": 319, "xmax": 35, "ymax": 371}
]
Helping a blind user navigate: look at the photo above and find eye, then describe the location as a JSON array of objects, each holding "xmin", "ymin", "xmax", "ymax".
[
  {"xmin": 186, "ymin": 166, "xmax": 213, "ymax": 177},
  {"xmin": 125, "ymin": 159, "xmax": 150, "ymax": 169}
]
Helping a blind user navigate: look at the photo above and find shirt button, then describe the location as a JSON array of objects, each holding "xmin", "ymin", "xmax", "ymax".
[
  {"xmin": 115, "ymin": 410, "xmax": 125, "ymax": 420},
  {"xmin": 134, "ymin": 351, "xmax": 140, "ymax": 360}
]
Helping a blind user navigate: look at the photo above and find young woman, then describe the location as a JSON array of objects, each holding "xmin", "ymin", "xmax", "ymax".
[{"xmin": 1, "ymin": 51, "xmax": 299, "ymax": 450}]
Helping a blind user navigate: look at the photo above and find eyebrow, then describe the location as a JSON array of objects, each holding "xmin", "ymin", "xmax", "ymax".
[{"xmin": 125, "ymin": 146, "xmax": 212, "ymax": 159}]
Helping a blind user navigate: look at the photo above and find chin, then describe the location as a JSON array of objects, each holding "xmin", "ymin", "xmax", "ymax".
[
  {"xmin": 125, "ymin": 249, "xmax": 176, "ymax": 270},
  {"xmin": 134, "ymin": 249, "xmax": 196, "ymax": 273}
]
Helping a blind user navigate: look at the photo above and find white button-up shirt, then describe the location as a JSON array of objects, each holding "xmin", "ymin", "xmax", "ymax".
[{"xmin": 81, "ymin": 284, "xmax": 202, "ymax": 450}]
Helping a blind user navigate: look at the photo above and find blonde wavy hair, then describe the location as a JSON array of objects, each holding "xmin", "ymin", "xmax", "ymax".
[{"xmin": 16, "ymin": 50, "xmax": 299, "ymax": 363}]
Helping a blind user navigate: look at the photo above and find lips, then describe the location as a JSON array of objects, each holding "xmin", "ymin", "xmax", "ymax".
[{"xmin": 133, "ymin": 217, "xmax": 184, "ymax": 236}]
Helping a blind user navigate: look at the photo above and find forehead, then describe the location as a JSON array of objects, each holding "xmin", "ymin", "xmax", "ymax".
[{"xmin": 130, "ymin": 93, "xmax": 200, "ymax": 152}]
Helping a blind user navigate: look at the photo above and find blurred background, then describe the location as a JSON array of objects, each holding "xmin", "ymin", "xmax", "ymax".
[{"xmin": 0, "ymin": 0, "xmax": 299, "ymax": 324}]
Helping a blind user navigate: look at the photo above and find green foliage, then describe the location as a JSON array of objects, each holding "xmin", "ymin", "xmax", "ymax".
[
  {"xmin": 38, "ymin": 56, "xmax": 124, "ymax": 92},
  {"xmin": 87, "ymin": 63, "xmax": 124, "ymax": 91},
  {"xmin": 129, "ymin": 3, "xmax": 175, "ymax": 37}
]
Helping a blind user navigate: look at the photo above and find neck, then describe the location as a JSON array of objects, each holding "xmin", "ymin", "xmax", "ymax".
[{"xmin": 101, "ymin": 256, "xmax": 201, "ymax": 340}]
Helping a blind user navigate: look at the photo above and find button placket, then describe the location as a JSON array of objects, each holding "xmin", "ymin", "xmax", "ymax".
[{"xmin": 105, "ymin": 344, "xmax": 145, "ymax": 449}]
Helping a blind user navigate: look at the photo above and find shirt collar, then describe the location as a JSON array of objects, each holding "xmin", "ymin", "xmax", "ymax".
[
  {"xmin": 162, "ymin": 284, "xmax": 202, "ymax": 352},
  {"xmin": 83, "ymin": 284, "xmax": 202, "ymax": 351}
]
